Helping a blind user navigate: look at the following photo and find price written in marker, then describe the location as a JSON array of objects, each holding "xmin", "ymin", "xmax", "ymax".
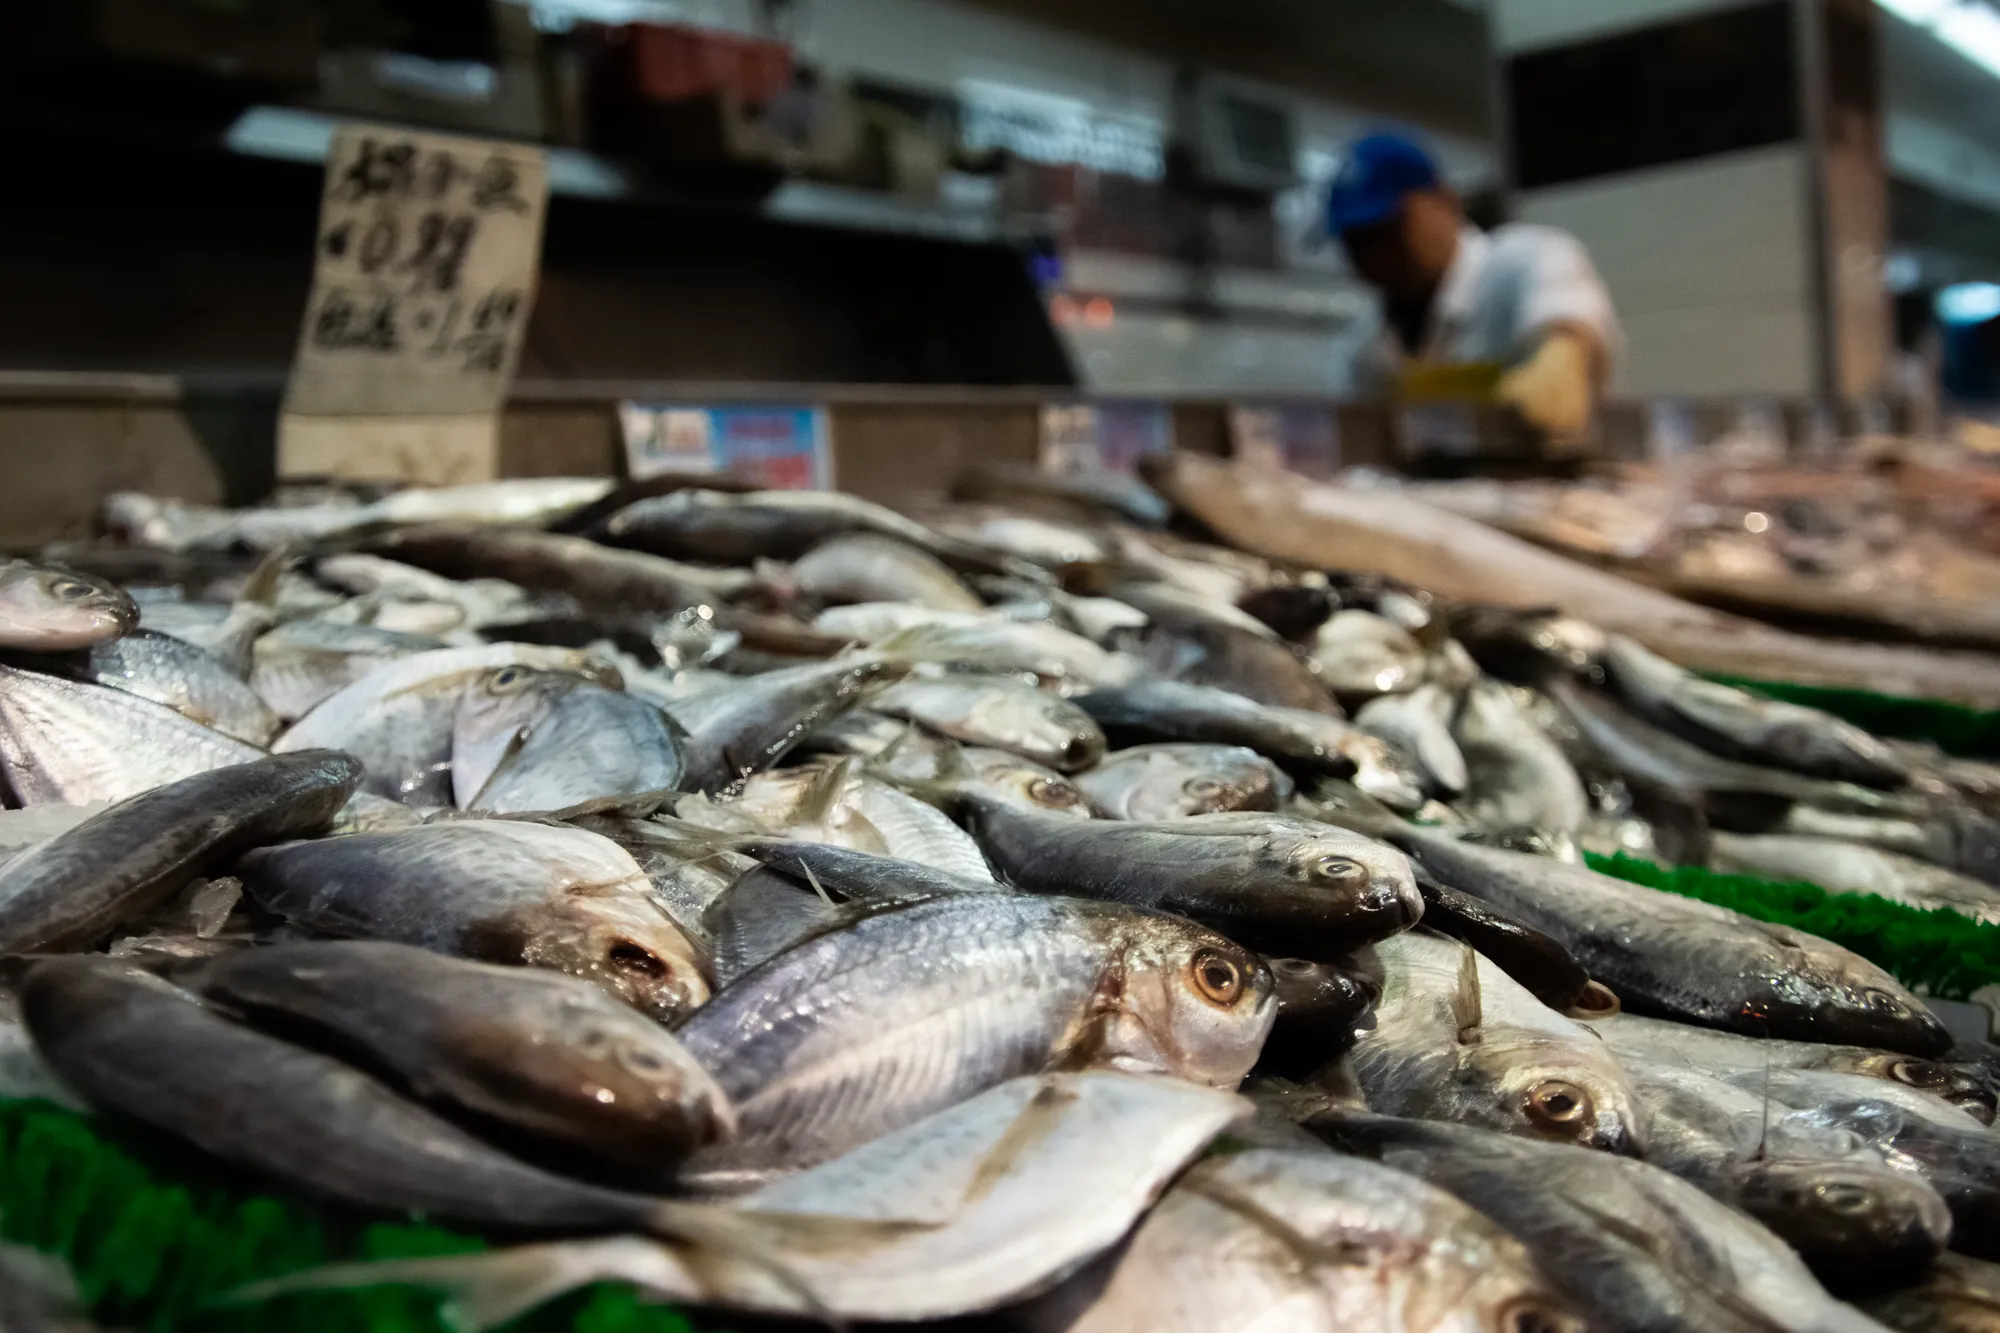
[{"xmin": 280, "ymin": 125, "xmax": 550, "ymax": 483}]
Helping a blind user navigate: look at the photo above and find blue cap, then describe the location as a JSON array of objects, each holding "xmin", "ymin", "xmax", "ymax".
[{"xmin": 1325, "ymin": 133, "xmax": 1442, "ymax": 233}]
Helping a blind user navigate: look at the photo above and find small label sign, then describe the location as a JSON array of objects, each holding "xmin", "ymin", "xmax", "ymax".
[
  {"xmin": 280, "ymin": 124, "xmax": 549, "ymax": 483},
  {"xmin": 1039, "ymin": 400, "xmax": 1172, "ymax": 474},
  {"xmin": 621, "ymin": 404, "xmax": 831, "ymax": 490}
]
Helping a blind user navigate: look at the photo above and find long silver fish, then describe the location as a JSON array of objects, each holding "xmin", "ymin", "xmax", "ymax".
[
  {"xmin": 788, "ymin": 534, "xmax": 984, "ymax": 611},
  {"xmin": 232, "ymin": 1072, "xmax": 1248, "ymax": 1327},
  {"xmin": 0, "ymin": 559, "xmax": 135, "ymax": 651},
  {"xmin": 603, "ymin": 488, "xmax": 950, "ymax": 564},
  {"xmin": 1710, "ymin": 832, "xmax": 2000, "ymax": 926},
  {"xmin": 1351, "ymin": 930, "xmax": 1646, "ymax": 1154},
  {"xmin": 80, "ymin": 628, "xmax": 280, "ymax": 745},
  {"xmin": 237, "ymin": 820, "xmax": 708, "ymax": 1022},
  {"xmin": 871, "ymin": 674, "xmax": 1106, "ymax": 772},
  {"xmin": 1061, "ymin": 1144, "xmax": 1587, "ymax": 1333},
  {"xmin": 962, "ymin": 801, "xmax": 1420, "ymax": 957},
  {"xmin": 1453, "ymin": 680, "xmax": 1588, "ymax": 835},
  {"xmin": 0, "ymin": 751, "xmax": 359, "ymax": 954},
  {"xmin": 674, "ymin": 893, "xmax": 1273, "ymax": 1189},
  {"xmin": 183, "ymin": 940, "xmax": 733, "ymax": 1168},
  {"xmin": 1073, "ymin": 743, "xmax": 1287, "ymax": 820},
  {"xmin": 0, "ymin": 665, "xmax": 263, "ymax": 805}
]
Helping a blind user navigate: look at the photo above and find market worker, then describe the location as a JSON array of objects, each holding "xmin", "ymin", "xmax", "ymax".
[{"xmin": 1329, "ymin": 131, "xmax": 1620, "ymax": 445}]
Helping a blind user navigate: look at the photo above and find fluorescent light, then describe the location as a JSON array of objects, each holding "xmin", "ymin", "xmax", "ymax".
[
  {"xmin": 1937, "ymin": 281, "xmax": 2000, "ymax": 323},
  {"xmin": 1881, "ymin": 0, "xmax": 2000, "ymax": 78}
]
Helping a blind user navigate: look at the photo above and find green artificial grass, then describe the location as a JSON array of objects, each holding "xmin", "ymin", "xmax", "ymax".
[
  {"xmin": 1587, "ymin": 850, "xmax": 2000, "ymax": 1002},
  {"xmin": 1712, "ymin": 674, "xmax": 2000, "ymax": 760},
  {"xmin": 0, "ymin": 1096, "xmax": 704, "ymax": 1333}
]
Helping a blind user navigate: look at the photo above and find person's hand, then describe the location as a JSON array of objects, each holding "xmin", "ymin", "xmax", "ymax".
[{"xmin": 1496, "ymin": 329, "xmax": 1597, "ymax": 439}]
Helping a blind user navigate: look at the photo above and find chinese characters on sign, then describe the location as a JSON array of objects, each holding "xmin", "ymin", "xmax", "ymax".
[
  {"xmin": 620, "ymin": 404, "xmax": 831, "ymax": 490},
  {"xmin": 280, "ymin": 126, "xmax": 549, "ymax": 484}
]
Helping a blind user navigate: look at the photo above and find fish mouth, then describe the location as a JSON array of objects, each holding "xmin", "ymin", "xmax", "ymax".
[{"xmin": 1947, "ymin": 1090, "xmax": 1997, "ymax": 1126}]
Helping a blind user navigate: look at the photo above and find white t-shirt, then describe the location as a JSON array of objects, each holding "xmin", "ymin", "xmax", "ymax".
[{"xmin": 1347, "ymin": 223, "xmax": 1621, "ymax": 397}]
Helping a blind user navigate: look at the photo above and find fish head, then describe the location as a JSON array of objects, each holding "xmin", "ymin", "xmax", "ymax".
[
  {"xmin": 1341, "ymin": 734, "xmax": 1428, "ymax": 814},
  {"xmin": 1103, "ymin": 916, "xmax": 1276, "ymax": 1088},
  {"xmin": 1769, "ymin": 940, "xmax": 1953, "ymax": 1057},
  {"xmin": 1732, "ymin": 1158, "xmax": 1951, "ymax": 1288},
  {"xmin": 1264, "ymin": 825, "xmax": 1423, "ymax": 952},
  {"xmin": 965, "ymin": 690, "xmax": 1105, "ymax": 773},
  {"xmin": 961, "ymin": 749, "xmax": 1092, "ymax": 819},
  {"xmin": 514, "ymin": 897, "xmax": 711, "ymax": 1023},
  {"xmin": 1113, "ymin": 746, "xmax": 1282, "ymax": 821},
  {"xmin": 1823, "ymin": 1052, "xmax": 1996, "ymax": 1125},
  {"xmin": 451, "ymin": 666, "xmax": 583, "ymax": 805},
  {"xmin": 1470, "ymin": 1033, "xmax": 1648, "ymax": 1156},
  {"xmin": 0, "ymin": 562, "xmax": 138, "ymax": 650}
]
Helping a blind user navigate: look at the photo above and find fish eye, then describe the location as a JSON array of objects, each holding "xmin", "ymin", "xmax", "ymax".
[
  {"xmin": 489, "ymin": 666, "xmax": 527, "ymax": 691},
  {"xmin": 606, "ymin": 940, "xmax": 667, "ymax": 978},
  {"xmin": 1496, "ymin": 1299, "xmax": 1573, "ymax": 1333},
  {"xmin": 620, "ymin": 1046, "xmax": 669, "ymax": 1074},
  {"xmin": 1059, "ymin": 737, "xmax": 1094, "ymax": 767},
  {"xmin": 1189, "ymin": 949, "xmax": 1244, "ymax": 1006},
  {"xmin": 1184, "ymin": 777, "xmax": 1224, "ymax": 798},
  {"xmin": 1886, "ymin": 1058, "xmax": 1942, "ymax": 1088},
  {"xmin": 50, "ymin": 579, "xmax": 97, "ymax": 602},
  {"xmin": 1268, "ymin": 958, "xmax": 1317, "ymax": 977},
  {"xmin": 1310, "ymin": 855, "xmax": 1366, "ymax": 884},
  {"xmin": 1813, "ymin": 1181, "xmax": 1876, "ymax": 1216},
  {"xmin": 1863, "ymin": 989, "xmax": 1908, "ymax": 1017},
  {"xmin": 1027, "ymin": 777, "xmax": 1081, "ymax": 808},
  {"xmin": 1525, "ymin": 1079, "xmax": 1591, "ymax": 1127}
]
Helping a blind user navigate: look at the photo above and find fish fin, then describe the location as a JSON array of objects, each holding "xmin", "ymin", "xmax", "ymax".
[
  {"xmin": 545, "ymin": 788, "xmax": 681, "ymax": 822},
  {"xmin": 239, "ymin": 543, "xmax": 296, "ymax": 608},
  {"xmin": 1451, "ymin": 944, "xmax": 1483, "ymax": 1044},
  {"xmin": 962, "ymin": 1079, "xmax": 1080, "ymax": 1205},
  {"xmin": 800, "ymin": 861, "xmax": 835, "ymax": 908},
  {"xmin": 795, "ymin": 758, "xmax": 856, "ymax": 828},
  {"xmin": 1183, "ymin": 1171, "xmax": 1369, "ymax": 1272},
  {"xmin": 1753, "ymin": 1054, "xmax": 1773, "ymax": 1163}
]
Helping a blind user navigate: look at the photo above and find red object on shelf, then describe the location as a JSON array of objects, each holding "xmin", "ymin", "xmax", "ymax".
[{"xmin": 600, "ymin": 22, "xmax": 793, "ymax": 107}]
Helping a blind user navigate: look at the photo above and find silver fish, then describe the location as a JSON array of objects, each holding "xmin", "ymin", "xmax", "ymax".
[
  {"xmin": 1073, "ymin": 743, "xmax": 1287, "ymax": 821},
  {"xmin": 314, "ymin": 553, "xmax": 554, "ymax": 629},
  {"xmin": 665, "ymin": 657, "xmax": 905, "ymax": 795},
  {"xmin": 453, "ymin": 668, "xmax": 682, "ymax": 814},
  {"xmin": 1062, "ymin": 1144, "xmax": 1586, "ymax": 1333},
  {"xmin": 235, "ymin": 1072, "xmax": 1247, "ymax": 1327},
  {"xmin": 604, "ymin": 487, "xmax": 949, "ymax": 564},
  {"xmin": 674, "ymin": 893, "xmax": 1273, "ymax": 1188},
  {"xmin": 249, "ymin": 618, "xmax": 450, "ymax": 721},
  {"xmin": 0, "ymin": 751, "xmax": 359, "ymax": 954},
  {"xmin": 81, "ymin": 628, "xmax": 280, "ymax": 745},
  {"xmin": 1710, "ymin": 832, "xmax": 2000, "ymax": 926},
  {"xmin": 1453, "ymin": 680, "xmax": 1588, "ymax": 836},
  {"xmin": 1309, "ymin": 609, "xmax": 1426, "ymax": 698},
  {"xmin": 0, "ymin": 559, "xmax": 135, "ymax": 651},
  {"xmin": 872, "ymin": 675, "xmax": 1106, "ymax": 772},
  {"xmin": 184, "ymin": 940, "xmax": 733, "ymax": 1168},
  {"xmin": 874, "ymin": 620, "xmax": 1132, "ymax": 694},
  {"xmin": 237, "ymin": 820, "xmax": 708, "ymax": 1022},
  {"xmin": 273, "ymin": 644, "xmax": 609, "ymax": 803},
  {"xmin": 1356, "ymin": 682, "xmax": 1468, "ymax": 798},
  {"xmin": 789, "ymin": 534, "xmax": 983, "ymax": 611},
  {"xmin": 0, "ymin": 665, "xmax": 263, "ymax": 805},
  {"xmin": 1351, "ymin": 930, "xmax": 1646, "ymax": 1154}
]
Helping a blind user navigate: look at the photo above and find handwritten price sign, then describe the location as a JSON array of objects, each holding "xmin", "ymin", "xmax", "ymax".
[{"xmin": 280, "ymin": 125, "xmax": 549, "ymax": 482}]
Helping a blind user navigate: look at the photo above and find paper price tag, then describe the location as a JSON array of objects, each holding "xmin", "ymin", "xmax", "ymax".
[
  {"xmin": 621, "ymin": 404, "xmax": 830, "ymax": 490},
  {"xmin": 279, "ymin": 124, "xmax": 550, "ymax": 484}
]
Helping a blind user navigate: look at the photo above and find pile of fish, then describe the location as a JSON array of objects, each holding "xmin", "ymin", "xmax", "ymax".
[{"xmin": 0, "ymin": 470, "xmax": 1998, "ymax": 1332}]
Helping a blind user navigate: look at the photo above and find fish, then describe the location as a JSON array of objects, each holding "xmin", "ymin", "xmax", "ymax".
[
  {"xmin": 313, "ymin": 552, "xmax": 555, "ymax": 630},
  {"xmin": 1709, "ymin": 832, "xmax": 2000, "ymax": 925},
  {"xmin": 1312, "ymin": 1110, "xmax": 1897, "ymax": 1333},
  {"xmin": 788, "ymin": 534, "xmax": 984, "ymax": 611},
  {"xmin": 16, "ymin": 956, "xmax": 744, "ymax": 1244},
  {"xmin": 1616, "ymin": 1056, "xmax": 1952, "ymax": 1292},
  {"xmin": 958, "ymin": 514, "xmax": 1111, "ymax": 567},
  {"xmin": 874, "ymin": 620, "xmax": 1131, "ymax": 693},
  {"xmin": 1602, "ymin": 634, "xmax": 1908, "ymax": 788},
  {"xmin": 236, "ymin": 820, "xmax": 708, "ymax": 1022},
  {"xmin": 1255, "ymin": 955, "xmax": 1378, "ymax": 1080},
  {"xmin": 1138, "ymin": 603, "xmax": 1341, "ymax": 715},
  {"xmin": 1414, "ymin": 872, "xmax": 1596, "ymax": 1012},
  {"xmin": 1859, "ymin": 1254, "xmax": 2000, "ymax": 1333},
  {"xmin": 0, "ymin": 751, "xmax": 359, "ymax": 954},
  {"xmin": 1583, "ymin": 1011, "xmax": 1995, "ymax": 1125},
  {"xmin": 960, "ymin": 800, "xmax": 1421, "ymax": 957},
  {"xmin": 666, "ymin": 657, "xmax": 905, "ymax": 795},
  {"xmin": 235, "ymin": 1073, "xmax": 1245, "ymax": 1327},
  {"xmin": 1058, "ymin": 1144, "xmax": 1587, "ymax": 1333},
  {"xmin": 948, "ymin": 746, "xmax": 1094, "ymax": 818},
  {"xmin": 369, "ymin": 521, "xmax": 759, "ymax": 610},
  {"xmin": 249, "ymin": 618, "xmax": 451, "ymax": 721},
  {"xmin": 76, "ymin": 628, "xmax": 280, "ymax": 745},
  {"xmin": 0, "ymin": 665, "xmax": 264, "ymax": 805},
  {"xmin": 0, "ymin": 559, "xmax": 135, "ymax": 651},
  {"xmin": 272, "ymin": 644, "xmax": 610, "ymax": 803},
  {"xmin": 603, "ymin": 488, "xmax": 953, "ymax": 564},
  {"xmin": 702, "ymin": 864, "xmax": 851, "ymax": 987},
  {"xmin": 1453, "ymin": 680, "xmax": 1589, "ymax": 835},
  {"xmin": 1391, "ymin": 828, "xmax": 1952, "ymax": 1056},
  {"xmin": 568, "ymin": 813, "xmax": 753, "ymax": 947},
  {"xmin": 451, "ymin": 668, "xmax": 682, "ymax": 813},
  {"xmin": 871, "ymin": 675, "xmax": 1106, "ymax": 772},
  {"xmin": 956, "ymin": 459, "xmax": 1173, "ymax": 527},
  {"xmin": 1356, "ymin": 682, "xmax": 1468, "ymax": 797},
  {"xmin": 728, "ymin": 838, "xmax": 1000, "ymax": 901},
  {"xmin": 1073, "ymin": 743, "xmax": 1287, "ymax": 820},
  {"xmin": 673, "ymin": 892, "xmax": 1274, "ymax": 1188},
  {"xmin": 181, "ymin": 940, "xmax": 733, "ymax": 1168},
  {"xmin": 1309, "ymin": 609, "xmax": 1427, "ymax": 698},
  {"xmin": 1351, "ymin": 931, "xmax": 1645, "ymax": 1154}
]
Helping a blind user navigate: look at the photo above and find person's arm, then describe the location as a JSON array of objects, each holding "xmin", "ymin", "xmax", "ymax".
[
  {"xmin": 1496, "ymin": 324, "xmax": 1601, "ymax": 438},
  {"xmin": 1496, "ymin": 231, "xmax": 1619, "ymax": 440}
]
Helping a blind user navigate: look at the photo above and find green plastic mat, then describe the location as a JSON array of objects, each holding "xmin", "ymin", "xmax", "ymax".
[
  {"xmin": 0, "ymin": 1096, "xmax": 701, "ymax": 1333},
  {"xmin": 1587, "ymin": 851, "xmax": 2000, "ymax": 1003},
  {"xmin": 1713, "ymin": 675, "xmax": 2000, "ymax": 760}
]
